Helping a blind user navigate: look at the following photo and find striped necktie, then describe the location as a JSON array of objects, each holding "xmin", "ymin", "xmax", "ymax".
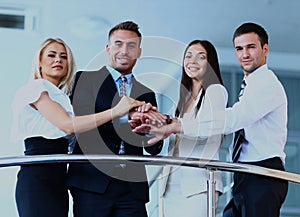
[
  {"xmin": 232, "ymin": 80, "xmax": 247, "ymax": 162},
  {"xmin": 118, "ymin": 76, "xmax": 127, "ymax": 155},
  {"xmin": 119, "ymin": 76, "xmax": 127, "ymax": 97}
]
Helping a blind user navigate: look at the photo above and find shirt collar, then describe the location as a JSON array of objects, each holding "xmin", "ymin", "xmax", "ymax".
[
  {"xmin": 107, "ymin": 66, "xmax": 133, "ymax": 84},
  {"xmin": 244, "ymin": 64, "xmax": 268, "ymax": 84}
]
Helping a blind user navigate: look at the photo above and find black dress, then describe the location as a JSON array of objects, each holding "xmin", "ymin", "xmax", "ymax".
[{"xmin": 15, "ymin": 137, "xmax": 69, "ymax": 217}]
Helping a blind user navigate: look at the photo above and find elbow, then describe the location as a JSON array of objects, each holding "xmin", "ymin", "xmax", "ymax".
[
  {"xmin": 63, "ymin": 128, "xmax": 75, "ymax": 135},
  {"xmin": 60, "ymin": 121, "xmax": 75, "ymax": 135}
]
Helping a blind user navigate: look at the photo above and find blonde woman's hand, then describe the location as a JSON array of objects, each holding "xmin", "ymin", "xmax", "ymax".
[
  {"xmin": 136, "ymin": 102, "xmax": 157, "ymax": 113},
  {"xmin": 112, "ymin": 96, "xmax": 145, "ymax": 118}
]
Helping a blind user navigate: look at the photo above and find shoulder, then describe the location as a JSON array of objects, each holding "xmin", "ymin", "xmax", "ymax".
[
  {"xmin": 132, "ymin": 77, "xmax": 154, "ymax": 93},
  {"xmin": 72, "ymin": 67, "xmax": 112, "ymax": 91},
  {"xmin": 250, "ymin": 65, "xmax": 278, "ymax": 86},
  {"xmin": 13, "ymin": 79, "xmax": 59, "ymax": 108},
  {"xmin": 205, "ymin": 84, "xmax": 228, "ymax": 106},
  {"xmin": 249, "ymin": 67, "xmax": 286, "ymax": 95},
  {"xmin": 17, "ymin": 79, "xmax": 56, "ymax": 96},
  {"xmin": 206, "ymin": 84, "xmax": 228, "ymax": 96},
  {"xmin": 75, "ymin": 66, "xmax": 108, "ymax": 79}
]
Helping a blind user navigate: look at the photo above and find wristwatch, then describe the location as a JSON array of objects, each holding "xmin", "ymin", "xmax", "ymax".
[{"xmin": 164, "ymin": 114, "xmax": 173, "ymax": 124}]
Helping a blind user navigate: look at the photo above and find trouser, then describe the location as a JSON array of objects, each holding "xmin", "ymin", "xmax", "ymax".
[
  {"xmin": 223, "ymin": 157, "xmax": 288, "ymax": 217},
  {"xmin": 70, "ymin": 178, "xmax": 148, "ymax": 217}
]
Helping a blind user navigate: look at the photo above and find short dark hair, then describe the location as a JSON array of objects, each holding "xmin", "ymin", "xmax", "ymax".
[
  {"xmin": 108, "ymin": 21, "xmax": 142, "ymax": 44},
  {"xmin": 233, "ymin": 22, "xmax": 268, "ymax": 47}
]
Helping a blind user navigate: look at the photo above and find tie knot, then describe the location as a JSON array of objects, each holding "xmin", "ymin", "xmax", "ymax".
[{"xmin": 121, "ymin": 76, "xmax": 127, "ymax": 83}]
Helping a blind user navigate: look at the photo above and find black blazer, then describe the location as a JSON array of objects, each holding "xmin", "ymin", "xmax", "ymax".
[{"xmin": 67, "ymin": 66, "xmax": 163, "ymax": 202}]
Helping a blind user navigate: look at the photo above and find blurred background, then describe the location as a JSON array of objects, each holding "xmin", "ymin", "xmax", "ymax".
[{"xmin": 1, "ymin": 0, "xmax": 300, "ymax": 216}]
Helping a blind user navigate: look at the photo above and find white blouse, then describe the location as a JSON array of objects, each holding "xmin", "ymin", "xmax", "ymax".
[
  {"xmin": 161, "ymin": 84, "xmax": 228, "ymax": 197},
  {"xmin": 11, "ymin": 79, "xmax": 74, "ymax": 143}
]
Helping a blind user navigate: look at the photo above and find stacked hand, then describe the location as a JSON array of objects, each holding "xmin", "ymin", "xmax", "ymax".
[
  {"xmin": 129, "ymin": 103, "xmax": 182, "ymax": 144},
  {"xmin": 129, "ymin": 103, "xmax": 167, "ymax": 128},
  {"xmin": 113, "ymin": 96, "xmax": 146, "ymax": 117}
]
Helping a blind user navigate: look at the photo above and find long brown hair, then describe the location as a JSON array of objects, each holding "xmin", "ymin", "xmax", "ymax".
[{"xmin": 175, "ymin": 40, "xmax": 223, "ymax": 117}]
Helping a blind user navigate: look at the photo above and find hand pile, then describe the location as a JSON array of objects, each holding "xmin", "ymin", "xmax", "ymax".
[{"xmin": 129, "ymin": 103, "xmax": 179, "ymax": 144}]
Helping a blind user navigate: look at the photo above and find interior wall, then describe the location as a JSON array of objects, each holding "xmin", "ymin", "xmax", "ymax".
[{"xmin": 1, "ymin": 0, "xmax": 300, "ymax": 216}]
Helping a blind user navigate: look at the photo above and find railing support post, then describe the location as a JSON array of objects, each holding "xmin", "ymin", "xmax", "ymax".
[{"xmin": 207, "ymin": 169, "xmax": 216, "ymax": 217}]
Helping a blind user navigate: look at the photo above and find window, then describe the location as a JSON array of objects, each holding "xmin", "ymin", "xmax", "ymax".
[
  {"xmin": 0, "ymin": 6, "xmax": 37, "ymax": 31},
  {"xmin": 0, "ymin": 13, "xmax": 24, "ymax": 29}
]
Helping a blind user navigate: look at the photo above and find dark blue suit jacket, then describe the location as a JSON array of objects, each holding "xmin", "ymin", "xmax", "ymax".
[{"xmin": 67, "ymin": 66, "xmax": 163, "ymax": 202}]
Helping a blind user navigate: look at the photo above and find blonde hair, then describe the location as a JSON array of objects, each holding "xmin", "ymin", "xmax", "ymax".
[{"xmin": 32, "ymin": 38, "xmax": 76, "ymax": 95}]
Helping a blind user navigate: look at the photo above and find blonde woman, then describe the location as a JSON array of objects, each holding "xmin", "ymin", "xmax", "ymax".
[{"xmin": 11, "ymin": 38, "xmax": 143, "ymax": 217}]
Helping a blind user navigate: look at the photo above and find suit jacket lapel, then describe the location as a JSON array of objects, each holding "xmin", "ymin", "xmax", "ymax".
[
  {"xmin": 130, "ymin": 76, "xmax": 139, "ymax": 98},
  {"xmin": 95, "ymin": 67, "xmax": 120, "ymax": 111},
  {"xmin": 130, "ymin": 76, "xmax": 152, "ymax": 100}
]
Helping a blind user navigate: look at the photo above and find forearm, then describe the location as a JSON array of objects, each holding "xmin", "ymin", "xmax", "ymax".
[{"xmin": 72, "ymin": 108, "xmax": 118, "ymax": 134}]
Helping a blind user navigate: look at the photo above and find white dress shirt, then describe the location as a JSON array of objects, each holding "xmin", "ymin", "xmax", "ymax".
[
  {"xmin": 107, "ymin": 66, "xmax": 133, "ymax": 97},
  {"xmin": 182, "ymin": 64, "xmax": 288, "ymax": 163},
  {"xmin": 107, "ymin": 66, "xmax": 133, "ymax": 123}
]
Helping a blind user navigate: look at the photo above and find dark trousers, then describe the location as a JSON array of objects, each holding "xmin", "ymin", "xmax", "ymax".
[
  {"xmin": 223, "ymin": 157, "xmax": 288, "ymax": 217},
  {"xmin": 16, "ymin": 137, "xmax": 69, "ymax": 217},
  {"xmin": 70, "ymin": 178, "xmax": 148, "ymax": 217}
]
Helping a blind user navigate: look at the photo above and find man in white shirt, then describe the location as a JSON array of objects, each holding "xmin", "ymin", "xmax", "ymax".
[
  {"xmin": 133, "ymin": 22, "xmax": 289, "ymax": 217},
  {"xmin": 219, "ymin": 22, "xmax": 289, "ymax": 217}
]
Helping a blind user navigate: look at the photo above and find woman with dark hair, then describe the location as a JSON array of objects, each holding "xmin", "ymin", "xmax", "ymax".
[
  {"xmin": 175, "ymin": 40, "xmax": 224, "ymax": 118},
  {"xmin": 133, "ymin": 39, "xmax": 228, "ymax": 216}
]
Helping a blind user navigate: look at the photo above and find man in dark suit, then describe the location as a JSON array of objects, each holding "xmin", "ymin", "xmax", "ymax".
[{"xmin": 67, "ymin": 21, "xmax": 164, "ymax": 217}]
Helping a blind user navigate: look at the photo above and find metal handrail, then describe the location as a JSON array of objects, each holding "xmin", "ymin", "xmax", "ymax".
[
  {"xmin": 1, "ymin": 154, "xmax": 300, "ymax": 184},
  {"xmin": 1, "ymin": 154, "xmax": 300, "ymax": 217}
]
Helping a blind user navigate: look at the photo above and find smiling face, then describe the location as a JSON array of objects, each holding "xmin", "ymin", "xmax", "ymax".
[
  {"xmin": 234, "ymin": 32, "xmax": 268, "ymax": 76},
  {"xmin": 183, "ymin": 43, "xmax": 208, "ymax": 82},
  {"xmin": 39, "ymin": 42, "xmax": 68, "ymax": 86},
  {"xmin": 106, "ymin": 29, "xmax": 141, "ymax": 75}
]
